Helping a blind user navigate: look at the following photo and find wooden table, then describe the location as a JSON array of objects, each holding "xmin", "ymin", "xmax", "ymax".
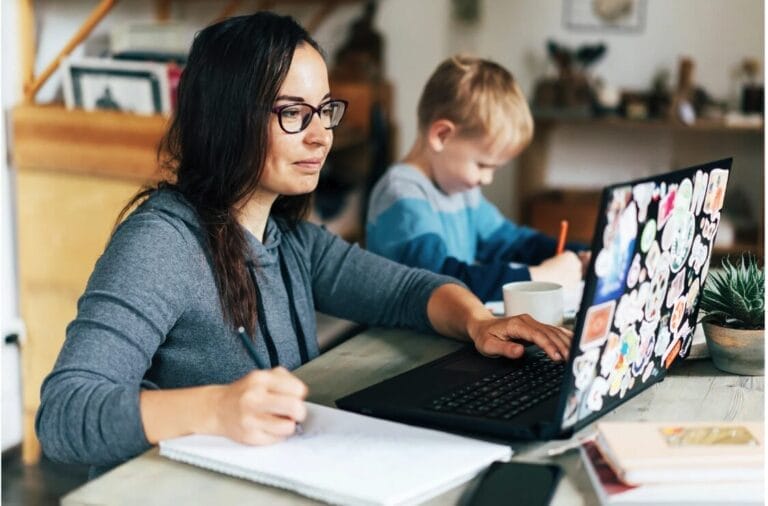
[{"xmin": 62, "ymin": 327, "xmax": 764, "ymax": 506}]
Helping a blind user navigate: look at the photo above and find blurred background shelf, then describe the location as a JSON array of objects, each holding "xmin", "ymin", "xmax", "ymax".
[
  {"xmin": 533, "ymin": 115, "xmax": 764, "ymax": 133},
  {"xmin": 12, "ymin": 103, "xmax": 168, "ymax": 181},
  {"xmin": 517, "ymin": 115, "xmax": 764, "ymax": 263}
]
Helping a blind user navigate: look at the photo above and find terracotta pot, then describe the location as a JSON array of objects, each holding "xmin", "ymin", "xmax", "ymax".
[{"xmin": 702, "ymin": 322, "xmax": 765, "ymax": 376}]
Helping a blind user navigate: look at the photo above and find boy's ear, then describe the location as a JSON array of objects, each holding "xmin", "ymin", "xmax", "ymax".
[{"xmin": 426, "ymin": 119, "xmax": 456, "ymax": 152}]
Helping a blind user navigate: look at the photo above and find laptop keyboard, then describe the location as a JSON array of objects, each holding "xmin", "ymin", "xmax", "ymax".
[{"xmin": 426, "ymin": 350, "xmax": 565, "ymax": 420}]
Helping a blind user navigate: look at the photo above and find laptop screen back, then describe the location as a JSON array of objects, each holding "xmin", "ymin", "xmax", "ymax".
[{"xmin": 558, "ymin": 159, "xmax": 732, "ymax": 433}]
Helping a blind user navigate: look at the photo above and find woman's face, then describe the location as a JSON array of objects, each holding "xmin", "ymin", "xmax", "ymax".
[{"xmin": 259, "ymin": 44, "xmax": 333, "ymax": 199}]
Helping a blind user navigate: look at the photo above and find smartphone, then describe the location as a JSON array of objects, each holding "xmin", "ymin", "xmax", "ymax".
[{"xmin": 463, "ymin": 461, "xmax": 563, "ymax": 506}]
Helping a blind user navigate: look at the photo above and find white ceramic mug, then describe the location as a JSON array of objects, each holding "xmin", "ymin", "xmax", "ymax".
[{"xmin": 502, "ymin": 281, "xmax": 564, "ymax": 326}]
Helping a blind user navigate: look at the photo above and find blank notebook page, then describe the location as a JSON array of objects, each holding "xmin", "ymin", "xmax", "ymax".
[{"xmin": 159, "ymin": 402, "xmax": 512, "ymax": 506}]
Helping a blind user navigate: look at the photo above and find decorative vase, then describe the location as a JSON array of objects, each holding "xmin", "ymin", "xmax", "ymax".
[{"xmin": 702, "ymin": 322, "xmax": 765, "ymax": 376}]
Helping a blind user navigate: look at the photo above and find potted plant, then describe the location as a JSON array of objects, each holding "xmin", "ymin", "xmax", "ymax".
[{"xmin": 699, "ymin": 254, "xmax": 765, "ymax": 375}]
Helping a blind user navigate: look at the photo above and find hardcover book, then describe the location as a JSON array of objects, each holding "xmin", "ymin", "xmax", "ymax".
[
  {"xmin": 594, "ymin": 421, "xmax": 764, "ymax": 485},
  {"xmin": 580, "ymin": 440, "xmax": 764, "ymax": 505}
]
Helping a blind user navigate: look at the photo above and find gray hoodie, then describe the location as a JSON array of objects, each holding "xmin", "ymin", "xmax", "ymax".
[{"xmin": 35, "ymin": 189, "xmax": 455, "ymax": 475}]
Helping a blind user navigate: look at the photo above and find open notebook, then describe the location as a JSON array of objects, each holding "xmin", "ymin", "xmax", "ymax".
[{"xmin": 159, "ymin": 402, "xmax": 512, "ymax": 506}]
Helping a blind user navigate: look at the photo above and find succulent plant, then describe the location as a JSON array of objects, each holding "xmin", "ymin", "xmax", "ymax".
[{"xmin": 699, "ymin": 254, "xmax": 765, "ymax": 330}]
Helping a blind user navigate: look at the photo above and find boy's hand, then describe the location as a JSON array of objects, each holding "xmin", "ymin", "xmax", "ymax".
[
  {"xmin": 529, "ymin": 251, "xmax": 582, "ymax": 286},
  {"xmin": 467, "ymin": 313, "xmax": 572, "ymax": 362}
]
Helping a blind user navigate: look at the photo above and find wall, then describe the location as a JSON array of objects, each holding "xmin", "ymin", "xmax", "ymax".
[
  {"xmin": 2, "ymin": 1, "xmax": 23, "ymax": 452},
  {"xmin": 375, "ymin": 0, "xmax": 764, "ymax": 217}
]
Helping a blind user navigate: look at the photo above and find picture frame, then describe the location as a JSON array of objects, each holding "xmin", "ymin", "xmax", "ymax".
[
  {"xmin": 563, "ymin": 0, "xmax": 646, "ymax": 33},
  {"xmin": 62, "ymin": 57, "xmax": 171, "ymax": 116}
]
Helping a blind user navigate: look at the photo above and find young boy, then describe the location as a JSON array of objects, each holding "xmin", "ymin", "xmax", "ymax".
[{"xmin": 366, "ymin": 55, "xmax": 587, "ymax": 302}]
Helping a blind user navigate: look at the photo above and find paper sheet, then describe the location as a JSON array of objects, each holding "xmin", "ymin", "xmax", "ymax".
[{"xmin": 160, "ymin": 402, "xmax": 512, "ymax": 506}]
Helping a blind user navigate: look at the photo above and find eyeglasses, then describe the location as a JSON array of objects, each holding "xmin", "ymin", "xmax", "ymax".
[{"xmin": 271, "ymin": 99, "xmax": 348, "ymax": 134}]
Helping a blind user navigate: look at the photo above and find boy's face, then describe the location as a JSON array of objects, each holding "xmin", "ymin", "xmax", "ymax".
[{"xmin": 431, "ymin": 132, "xmax": 521, "ymax": 195}]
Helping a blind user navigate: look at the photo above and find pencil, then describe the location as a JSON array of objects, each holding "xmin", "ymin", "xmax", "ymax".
[
  {"xmin": 237, "ymin": 326, "xmax": 268, "ymax": 370},
  {"xmin": 238, "ymin": 326, "xmax": 304, "ymax": 435},
  {"xmin": 556, "ymin": 220, "xmax": 568, "ymax": 255}
]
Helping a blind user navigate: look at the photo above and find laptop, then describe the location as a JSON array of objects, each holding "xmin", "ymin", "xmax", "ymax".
[{"xmin": 337, "ymin": 158, "xmax": 732, "ymax": 441}]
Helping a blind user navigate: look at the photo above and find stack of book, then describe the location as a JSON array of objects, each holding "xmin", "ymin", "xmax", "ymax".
[{"xmin": 580, "ymin": 421, "xmax": 764, "ymax": 505}]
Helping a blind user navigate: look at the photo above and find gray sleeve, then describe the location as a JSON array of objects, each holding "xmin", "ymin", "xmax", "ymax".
[
  {"xmin": 301, "ymin": 223, "xmax": 462, "ymax": 333},
  {"xmin": 35, "ymin": 213, "xmax": 191, "ymax": 467}
]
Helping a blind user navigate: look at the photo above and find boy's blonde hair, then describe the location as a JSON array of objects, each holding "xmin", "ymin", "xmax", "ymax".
[{"xmin": 417, "ymin": 55, "xmax": 533, "ymax": 150}]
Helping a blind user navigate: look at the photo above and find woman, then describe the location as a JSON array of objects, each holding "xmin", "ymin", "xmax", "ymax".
[{"xmin": 36, "ymin": 12, "xmax": 572, "ymax": 476}]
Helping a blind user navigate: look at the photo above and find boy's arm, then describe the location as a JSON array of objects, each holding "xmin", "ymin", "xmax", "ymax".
[
  {"xmin": 475, "ymin": 197, "xmax": 585, "ymax": 264},
  {"xmin": 367, "ymin": 196, "xmax": 530, "ymax": 301},
  {"xmin": 387, "ymin": 232, "xmax": 532, "ymax": 302}
]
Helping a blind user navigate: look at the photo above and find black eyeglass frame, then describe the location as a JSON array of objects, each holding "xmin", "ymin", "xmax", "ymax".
[{"xmin": 271, "ymin": 99, "xmax": 349, "ymax": 134}]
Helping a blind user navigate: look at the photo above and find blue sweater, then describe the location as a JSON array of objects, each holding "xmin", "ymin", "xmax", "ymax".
[
  {"xmin": 35, "ymin": 189, "xmax": 455, "ymax": 475},
  {"xmin": 367, "ymin": 163, "xmax": 560, "ymax": 301}
]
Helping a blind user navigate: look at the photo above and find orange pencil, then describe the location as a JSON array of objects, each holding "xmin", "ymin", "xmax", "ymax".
[{"xmin": 556, "ymin": 220, "xmax": 568, "ymax": 255}]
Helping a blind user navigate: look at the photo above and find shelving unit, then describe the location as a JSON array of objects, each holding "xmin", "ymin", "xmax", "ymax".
[
  {"xmin": 517, "ymin": 115, "xmax": 764, "ymax": 260},
  {"xmin": 12, "ymin": 0, "xmax": 376, "ymax": 466},
  {"xmin": 13, "ymin": 104, "xmax": 168, "ymax": 181}
]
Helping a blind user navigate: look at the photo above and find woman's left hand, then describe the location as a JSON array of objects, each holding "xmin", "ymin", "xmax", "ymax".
[{"xmin": 466, "ymin": 313, "xmax": 573, "ymax": 362}]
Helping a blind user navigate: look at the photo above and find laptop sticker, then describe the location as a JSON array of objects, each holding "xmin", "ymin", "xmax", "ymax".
[
  {"xmin": 666, "ymin": 210, "xmax": 695, "ymax": 272},
  {"xmin": 657, "ymin": 185, "xmax": 676, "ymax": 228},
  {"xmin": 632, "ymin": 322, "xmax": 655, "ymax": 375},
  {"xmin": 666, "ymin": 270, "xmax": 686, "ymax": 308},
  {"xmin": 640, "ymin": 220, "xmax": 656, "ymax": 252},
  {"xmin": 573, "ymin": 348, "xmax": 599, "ymax": 390},
  {"xmin": 675, "ymin": 178, "xmax": 693, "ymax": 211},
  {"xmin": 677, "ymin": 320, "xmax": 694, "ymax": 357},
  {"xmin": 654, "ymin": 315, "xmax": 672, "ymax": 357},
  {"xmin": 586, "ymin": 376, "xmax": 609, "ymax": 412},
  {"xmin": 663, "ymin": 336, "xmax": 682, "ymax": 368},
  {"xmin": 703, "ymin": 169, "xmax": 728, "ymax": 215},
  {"xmin": 600, "ymin": 332, "xmax": 621, "ymax": 377},
  {"xmin": 644, "ymin": 241, "xmax": 661, "ymax": 278},
  {"xmin": 686, "ymin": 278, "xmax": 700, "ymax": 309},
  {"xmin": 644, "ymin": 253, "xmax": 669, "ymax": 322},
  {"xmin": 688, "ymin": 235, "xmax": 708, "ymax": 274},
  {"xmin": 642, "ymin": 361, "xmax": 656, "ymax": 382},
  {"xmin": 595, "ymin": 201, "xmax": 638, "ymax": 303},
  {"xmin": 579, "ymin": 300, "xmax": 615, "ymax": 350},
  {"xmin": 702, "ymin": 214, "xmax": 719, "ymax": 241},
  {"xmin": 692, "ymin": 170, "xmax": 708, "ymax": 215},
  {"xmin": 614, "ymin": 287, "xmax": 645, "ymax": 329},
  {"xmin": 633, "ymin": 182, "xmax": 655, "ymax": 222},
  {"xmin": 626, "ymin": 253, "xmax": 641, "ymax": 288},
  {"xmin": 669, "ymin": 296, "xmax": 687, "ymax": 333}
]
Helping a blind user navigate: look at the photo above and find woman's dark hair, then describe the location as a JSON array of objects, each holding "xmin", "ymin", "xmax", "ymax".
[{"xmin": 119, "ymin": 12, "xmax": 322, "ymax": 333}]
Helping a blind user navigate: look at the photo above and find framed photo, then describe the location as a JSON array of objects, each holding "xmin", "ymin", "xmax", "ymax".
[
  {"xmin": 62, "ymin": 57, "xmax": 171, "ymax": 116},
  {"xmin": 563, "ymin": 0, "xmax": 646, "ymax": 33}
]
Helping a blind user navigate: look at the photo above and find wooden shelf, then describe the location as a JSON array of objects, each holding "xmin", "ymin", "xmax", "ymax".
[
  {"xmin": 534, "ymin": 115, "xmax": 764, "ymax": 133},
  {"xmin": 12, "ymin": 103, "xmax": 168, "ymax": 182},
  {"xmin": 11, "ymin": 101, "xmax": 372, "ymax": 182}
]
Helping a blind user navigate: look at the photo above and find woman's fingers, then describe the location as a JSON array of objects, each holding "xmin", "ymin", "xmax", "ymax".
[
  {"xmin": 477, "ymin": 337, "xmax": 525, "ymax": 359},
  {"xmin": 218, "ymin": 368, "xmax": 309, "ymax": 445},
  {"xmin": 516, "ymin": 318, "xmax": 571, "ymax": 360},
  {"xmin": 472, "ymin": 315, "xmax": 574, "ymax": 362},
  {"xmin": 253, "ymin": 367, "xmax": 309, "ymax": 398},
  {"xmin": 259, "ymin": 391, "xmax": 308, "ymax": 423}
]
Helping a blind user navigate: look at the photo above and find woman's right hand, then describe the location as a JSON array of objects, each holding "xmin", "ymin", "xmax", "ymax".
[
  {"xmin": 529, "ymin": 251, "xmax": 582, "ymax": 287},
  {"xmin": 212, "ymin": 367, "xmax": 308, "ymax": 445}
]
